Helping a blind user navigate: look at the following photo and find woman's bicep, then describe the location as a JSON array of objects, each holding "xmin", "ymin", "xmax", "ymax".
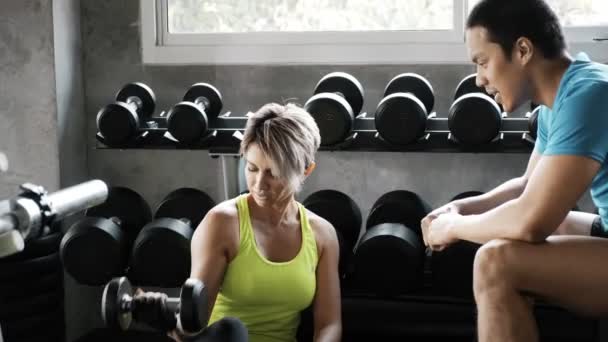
[{"xmin": 190, "ymin": 211, "xmax": 233, "ymax": 315}]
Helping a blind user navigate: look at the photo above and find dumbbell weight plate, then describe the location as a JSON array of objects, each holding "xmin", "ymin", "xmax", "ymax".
[
  {"xmin": 183, "ymin": 83, "xmax": 223, "ymax": 120},
  {"xmin": 128, "ymin": 218, "xmax": 193, "ymax": 287},
  {"xmin": 431, "ymin": 240, "xmax": 480, "ymax": 298},
  {"xmin": 451, "ymin": 191, "xmax": 484, "ymax": 202},
  {"xmin": 304, "ymin": 93, "xmax": 354, "ymax": 147},
  {"xmin": 448, "ymin": 93, "xmax": 502, "ymax": 146},
  {"xmin": 154, "ymin": 188, "xmax": 216, "ymax": 228},
  {"xmin": 353, "ymin": 223, "xmax": 425, "ymax": 296},
  {"xmin": 528, "ymin": 106, "xmax": 540, "ymax": 139},
  {"xmin": 0, "ymin": 231, "xmax": 62, "ymax": 263},
  {"xmin": 314, "ymin": 72, "xmax": 364, "ymax": 116},
  {"xmin": 115, "ymin": 82, "xmax": 156, "ymax": 117},
  {"xmin": 366, "ymin": 190, "xmax": 431, "ymax": 235},
  {"xmin": 102, "ymin": 277, "xmax": 133, "ymax": 331},
  {"xmin": 96, "ymin": 102, "xmax": 140, "ymax": 147},
  {"xmin": 86, "ymin": 187, "xmax": 152, "ymax": 240},
  {"xmin": 454, "ymin": 74, "xmax": 490, "ymax": 100},
  {"xmin": 179, "ymin": 278, "xmax": 209, "ymax": 333},
  {"xmin": 375, "ymin": 93, "xmax": 428, "ymax": 146},
  {"xmin": 0, "ymin": 307, "xmax": 65, "ymax": 341},
  {"xmin": 60, "ymin": 217, "xmax": 129, "ymax": 285},
  {"xmin": 0, "ymin": 272, "xmax": 62, "ymax": 301},
  {"xmin": 0, "ymin": 252, "xmax": 60, "ymax": 281},
  {"xmin": 384, "ymin": 73, "xmax": 435, "ymax": 114},
  {"xmin": 0, "ymin": 288, "xmax": 63, "ymax": 319},
  {"xmin": 302, "ymin": 190, "xmax": 361, "ymax": 256},
  {"xmin": 168, "ymin": 84, "xmax": 223, "ymax": 145},
  {"xmin": 129, "ymin": 188, "xmax": 215, "ymax": 287}
]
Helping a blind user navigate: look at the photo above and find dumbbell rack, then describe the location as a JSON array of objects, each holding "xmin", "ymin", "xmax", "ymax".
[{"xmin": 96, "ymin": 110, "xmax": 536, "ymax": 154}]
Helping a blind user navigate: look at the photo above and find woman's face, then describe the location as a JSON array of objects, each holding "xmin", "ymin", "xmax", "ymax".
[{"xmin": 244, "ymin": 143, "xmax": 295, "ymax": 206}]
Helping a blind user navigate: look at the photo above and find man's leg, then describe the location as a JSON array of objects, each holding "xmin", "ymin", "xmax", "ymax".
[{"xmin": 474, "ymin": 215, "xmax": 608, "ymax": 342}]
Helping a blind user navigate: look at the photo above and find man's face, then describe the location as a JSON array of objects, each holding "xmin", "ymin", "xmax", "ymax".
[{"xmin": 465, "ymin": 26, "xmax": 530, "ymax": 113}]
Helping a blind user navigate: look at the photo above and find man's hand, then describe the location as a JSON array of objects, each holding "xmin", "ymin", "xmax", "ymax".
[
  {"xmin": 421, "ymin": 202, "xmax": 461, "ymax": 248},
  {"xmin": 427, "ymin": 212, "xmax": 461, "ymax": 251}
]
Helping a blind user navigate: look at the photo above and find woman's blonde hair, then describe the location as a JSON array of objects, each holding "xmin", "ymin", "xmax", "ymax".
[{"xmin": 240, "ymin": 103, "xmax": 320, "ymax": 193}]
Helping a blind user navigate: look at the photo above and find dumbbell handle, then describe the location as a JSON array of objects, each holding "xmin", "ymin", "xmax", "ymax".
[
  {"xmin": 193, "ymin": 97, "xmax": 210, "ymax": 113},
  {"xmin": 124, "ymin": 96, "xmax": 143, "ymax": 112},
  {"xmin": 123, "ymin": 293, "xmax": 180, "ymax": 330}
]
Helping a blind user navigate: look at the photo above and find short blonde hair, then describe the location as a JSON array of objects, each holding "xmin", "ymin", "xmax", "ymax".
[{"xmin": 240, "ymin": 103, "xmax": 321, "ymax": 193}]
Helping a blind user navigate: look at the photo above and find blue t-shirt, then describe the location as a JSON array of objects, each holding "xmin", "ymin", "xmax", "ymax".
[{"xmin": 536, "ymin": 53, "xmax": 608, "ymax": 227}]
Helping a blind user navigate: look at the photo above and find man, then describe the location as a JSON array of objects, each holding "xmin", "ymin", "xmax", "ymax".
[{"xmin": 421, "ymin": 0, "xmax": 608, "ymax": 341}]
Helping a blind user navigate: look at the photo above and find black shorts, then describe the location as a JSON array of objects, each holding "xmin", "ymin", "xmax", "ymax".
[{"xmin": 591, "ymin": 216, "xmax": 608, "ymax": 238}]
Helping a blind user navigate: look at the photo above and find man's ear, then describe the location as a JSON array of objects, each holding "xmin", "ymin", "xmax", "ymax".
[{"xmin": 515, "ymin": 37, "xmax": 534, "ymax": 65}]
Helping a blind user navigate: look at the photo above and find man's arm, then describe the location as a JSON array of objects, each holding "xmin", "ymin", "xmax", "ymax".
[
  {"xmin": 452, "ymin": 149, "xmax": 542, "ymax": 215},
  {"xmin": 452, "ymin": 155, "xmax": 600, "ymax": 244}
]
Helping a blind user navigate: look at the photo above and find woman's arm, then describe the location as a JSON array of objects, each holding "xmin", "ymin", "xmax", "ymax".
[{"xmin": 311, "ymin": 217, "xmax": 342, "ymax": 342}]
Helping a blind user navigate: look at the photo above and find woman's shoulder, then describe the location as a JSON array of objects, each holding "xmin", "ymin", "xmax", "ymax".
[{"xmin": 303, "ymin": 207, "xmax": 339, "ymax": 253}]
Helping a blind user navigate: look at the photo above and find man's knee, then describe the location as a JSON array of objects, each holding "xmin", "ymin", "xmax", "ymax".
[{"xmin": 473, "ymin": 239, "xmax": 517, "ymax": 295}]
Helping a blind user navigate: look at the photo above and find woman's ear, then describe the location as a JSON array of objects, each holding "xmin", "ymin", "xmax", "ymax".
[{"xmin": 304, "ymin": 162, "xmax": 316, "ymax": 176}]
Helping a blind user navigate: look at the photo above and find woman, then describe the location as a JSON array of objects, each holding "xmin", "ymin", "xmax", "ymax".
[{"xmin": 175, "ymin": 103, "xmax": 341, "ymax": 342}]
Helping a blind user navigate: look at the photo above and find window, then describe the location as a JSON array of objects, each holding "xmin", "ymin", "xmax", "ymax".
[{"xmin": 141, "ymin": 0, "xmax": 608, "ymax": 64}]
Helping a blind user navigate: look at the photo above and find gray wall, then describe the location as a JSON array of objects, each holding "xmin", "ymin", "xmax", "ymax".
[
  {"xmin": 0, "ymin": 0, "xmax": 60, "ymax": 197},
  {"xmin": 53, "ymin": 0, "xmax": 88, "ymax": 188}
]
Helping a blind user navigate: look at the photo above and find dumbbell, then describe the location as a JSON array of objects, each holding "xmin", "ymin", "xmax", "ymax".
[
  {"xmin": 431, "ymin": 191, "xmax": 484, "ymax": 299},
  {"xmin": 60, "ymin": 187, "xmax": 152, "ymax": 285},
  {"xmin": 302, "ymin": 190, "xmax": 362, "ymax": 279},
  {"xmin": 166, "ymin": 83, "xmax": 223, "ymax": 145},
  {"xmin": 304, "ymin": 72, "xmax": 364, "ymax": 146},
  {"xmin": 96, "ymin": 83, "xmax": 157, "ymax": 147},
  {"xmin": 449, "ymin": 74, "xmax": 502, "ymax": 146},
  {"xmin": 375, "ymin": 73, "xmax": 435, "ymax": 145},
  {"xmin": 128, "ymin": 188, "xmax": 215, "ymax": 287},
  {"xmin": 527, "ymin": 105, "xmax": 540, "ymax": 140},
  {"xmin": 352, "ymin": 190, "xmax": 431, "ymax": 297},
  {"xmin": 102, "ymin": 277, "xmax": 208, "ymax": 334}
]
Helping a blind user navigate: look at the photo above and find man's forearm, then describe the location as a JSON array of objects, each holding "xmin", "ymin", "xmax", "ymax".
[{"xmin": 456, "ymin": 177, "xmax": 527, "ymax": 215}]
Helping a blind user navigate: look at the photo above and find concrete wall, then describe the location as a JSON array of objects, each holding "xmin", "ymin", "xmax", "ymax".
[{"xmin": 0, "ymin": 0, "xmax": 59, "ymax": 197}]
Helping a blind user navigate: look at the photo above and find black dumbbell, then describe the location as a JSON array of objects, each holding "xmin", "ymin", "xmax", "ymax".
[
  {"xmin": 128, "ymin": 188, "xmax": 215, "ymax": 287},
  {"xmin": 449, "ymin": 74, "xmax": 502, "ymax": 146},
  {"xmin": 431, "ymin": 191, "xmax": 484, "ymax": 299},
  {"xmin": 166, "ymin": 83, "xmax": 223, "ymax": 145},
  {"xmin": 102, "ymin": 277, "xmax": 208, "ymax": 334},
  {"xmin": 60, "ymin": 187, "xmax": 152, "ymax": 286},
  {"xmin": 527, "ymin": 105, "xmax": 540, "ymax": 140},
  {"xmin": 302, "ymin": 190, "xmax": 362, "ymax": 279},
  {"xmin": 375, "ymin": 73, "xmax": 435, "ymax": 145},
  {"xmin": 96, "ymin": 83, "xmax": 157, "ymax": 147},
  {"xmin": 304, "ymin": 72, "xmax": 364, "ymax": 146},
  {"xmin": 352, "ymin": 190, "xmax": 431, "ymax": 297}
]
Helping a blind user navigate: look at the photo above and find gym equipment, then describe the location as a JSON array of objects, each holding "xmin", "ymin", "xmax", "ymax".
[
  {"xmin": 304, "ymin": 72, "xmax": 364, "ymax": 146},
  {"xmin": 96, "ymin": 83, "xmax": 157, "ymax": 147},
  {"xmin": 60, "ymin": 187, "xmax": 152, "ymax": 285},
  {"xmin": 102, "ymin": 276, "xmax": 208, "ymax": 334},
  {"xmin": 431, "ymin": 191, "xmax": 484, "ymax": 298},
  {"xmin": 449, "ymin": 74, "xmax": 502, "ymax": 146},
  {"xmin": 527, "ymin": 105, "xmax": 540, "ymax": 140},
  {"xmin": 353, "ymin": 190, "xmax": 430, "ymax": 296},
  {"xmin": 375, "ymin": 73, "xmax": 435, "ymax": 145},
  {"xmin": 366, "ymin": 190, "xmax": 432, "ymax": 234},
  {"xmin": 128, "ymin": 188, "xmax": 215, "ymax": 287},
  {"xmin": 302, "ymin": 190, "xmax": 362, "ymax": 277},
  {"xmin": 166, "ymin": 83, "xmax": 223, "ymax": 145},
  {"xmin": 0, "ymin": 180, "xmax": 108, "ymax": 258}
]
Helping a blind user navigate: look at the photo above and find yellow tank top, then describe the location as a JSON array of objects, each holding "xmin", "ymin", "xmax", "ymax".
[{"xmin": 209, "ymin": 195, "xmax": 318, "ymax": 342}]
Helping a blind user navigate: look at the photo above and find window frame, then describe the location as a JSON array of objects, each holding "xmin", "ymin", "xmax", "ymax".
[{"xmin": 141, "ymin": 0, "xmax": 608, "ymax": 65}]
